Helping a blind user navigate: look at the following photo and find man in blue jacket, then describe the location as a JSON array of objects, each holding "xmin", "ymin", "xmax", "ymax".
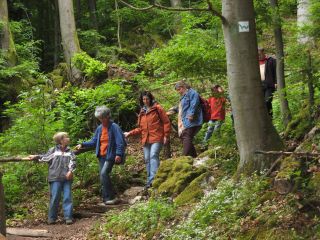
[
  {"xmin": 76, "ymin": 106, "xmax": 126, "ymax": 205},
  {"xmin": 174, "ymin": 81, "xmax": 203, "ymax": 157}
]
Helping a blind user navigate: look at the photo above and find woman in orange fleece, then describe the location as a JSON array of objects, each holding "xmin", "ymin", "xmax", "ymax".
[{"xmin": 124, "ymin": 91, "xmax": 171, "ymax": 188}]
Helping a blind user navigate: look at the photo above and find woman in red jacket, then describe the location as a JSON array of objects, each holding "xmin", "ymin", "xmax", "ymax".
[
  {"xmin": 124, "ymin": 91, "xmax": 171, "ymax": 188},
  {"xmin": 203, "ymin": 85, "xmax": 226, "ymax": 143}
]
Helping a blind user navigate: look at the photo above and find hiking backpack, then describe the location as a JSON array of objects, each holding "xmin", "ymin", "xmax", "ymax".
[{"xmin": 199, "ymin": 96, "xmax": 211, "ymax": 123}]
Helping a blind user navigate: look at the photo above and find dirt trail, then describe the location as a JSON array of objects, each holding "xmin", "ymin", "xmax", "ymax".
[{"xmin": 6, "ymin": 202, "xmax": 131, "ymax": 240}]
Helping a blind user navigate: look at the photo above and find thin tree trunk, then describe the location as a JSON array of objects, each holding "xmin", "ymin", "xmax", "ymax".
[
  {"xmin": 297, "ymin": 0, "xmax": 311, "ymax": 44},
  {"xmin": 88, "ymin": 0, "xmax": 98, "ymax": 30},
  {"xmin": 114, "ymin": 0, "xmax": 122, "ymax": 49},
  {"xmin": 269, "ymin": 0, "xmax": 291, "ymax": 126},
  {"xmin": 170, "ymin": 0, "xmax": 182, "ymax": 34},
  {"xmin": 53, "ymin": 0, "xmax": 60, "ymax": 67},
  {"xmin": 75, "ymin": 0, "xmax": 82, "ymax": 28},
  {"xmin": 58, "ymin": 0, "xmax": 82, "ymax": 81},
  {"xmin": 306, "ymin": 50, "xmax": 314, "ymax": 107},
  {"xmin": 0, "ymin": 173, "xmax": 6, "ymax": 237},
  {"xmin": 297, "ymin": 0, "xmax": 314, "ymax": 108},
  {"xmin": 0, "ymin": 0, "xmax": 17, "ymax": 66},
  {"xmin": 221, "ymin": 0, "xmax": 283, "ymax": 175},
  {"xmin": 170, "ymin": 0, "xmax": 182, "ymax": 8}
]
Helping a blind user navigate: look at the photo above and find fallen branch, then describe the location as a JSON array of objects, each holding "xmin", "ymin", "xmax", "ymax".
[
  {"xmin": 255, "ymin": 150, "xmax": 320, "ymax": 157},
  {"xmin": 0, "ymin": 157, "xmax": 32, "ymax": 163},
  {"xmin": 7, "ymin": 228, "xmax": 51, "ymax": 237},
  {"xmin": 118, "ymin": 0, "xmax": 226, "ymax": 22},
  {"xmin": 0, "ymin": 147, "xmax": 95, "ymax": 164}
]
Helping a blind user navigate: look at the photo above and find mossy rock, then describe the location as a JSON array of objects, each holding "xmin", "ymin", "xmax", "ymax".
[
  {"xmin": 174, "ymin": 173, "xmax": 208, "ymax": 206},
  {"xmin": 284, "ymin": 104, "xmax": 312, "ymax": 140},
  {"xmin": 152, "ymin": 156, "xmax": 205, "ymax": 197},
  {"xmin": 307, "ymin": 172, "xmax": 320, "ymax": 198},
  {"xmin": 274, "ymin": 156, "xmax": 301, "ymax": 194},
  {"xmin": 276, "ymin": 156, "xmax": 301, "ymax": 180},
  {"xmin": 47, "ymin": 63, "xmax": 69, "ymax": 88}
]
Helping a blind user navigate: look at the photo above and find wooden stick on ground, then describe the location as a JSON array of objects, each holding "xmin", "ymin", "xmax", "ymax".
[
  {"xmin": 6, "ymin": 228, "xmax": 51, "ymax": 237},
  {"xmin": 255, "ymin": 150, "xmax": 320, "ymax": 157}
]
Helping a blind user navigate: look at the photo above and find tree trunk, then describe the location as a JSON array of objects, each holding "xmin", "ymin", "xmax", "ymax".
[
  {"xmin": 269, "ymin": 0, "xmax": 292, "ymax": 127},
  {"xmin": 221, "ymin": 0, "xmax": 283, "ymax": 175},
  {"xmin": 170, "ymin": 0, "xmax": 182, "ymax": 8},
  {"xmin": 75, "ymin": 0, "xmax": 82, "ymax": 28},
  {"xmin": 57, "ymin": 0, "xmax": 81, "ymax": 80},
  {"xmin": 53, "ymin": 0, "xmax": 61, "ymax": 67},
  {"xmin": 0, "ymin": 173, "xmax": 6, "ymax": 237},
  {"xmin": 170, "ymin": 0, "xmax": 182, "ymax": 34},
  {"xmin": 297, "ymin": 0, "xmax": 311, "ymax": 44},
  {"xmin": 297, "ymin": 0, "xmax": 314, "ymax": 108},
  {"xmin": 88, "ymin": 0, "xmax": 98, "ymax": 30},
  {"xmin": 0, "ymin": 0, "xmax": 17, "ymax": 66},
  {"xmin": 306, "ymin": 50, "xmax": 314, "ymax": 107}
]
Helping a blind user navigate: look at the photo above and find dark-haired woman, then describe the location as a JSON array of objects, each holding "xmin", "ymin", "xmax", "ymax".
[{"xmin": 124, "ymin": 91, "xmax": 171, "ymax": 188}]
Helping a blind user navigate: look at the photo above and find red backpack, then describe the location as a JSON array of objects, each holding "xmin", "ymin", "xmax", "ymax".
[{"xmin": 199, "ymin": 96, "xmax": 211, "ymax": 123}]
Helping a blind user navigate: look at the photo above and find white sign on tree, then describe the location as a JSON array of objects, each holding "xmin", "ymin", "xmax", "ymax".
[{"xmin": 238, "ymin": 21, "xmax": 249, "ymax": 32}]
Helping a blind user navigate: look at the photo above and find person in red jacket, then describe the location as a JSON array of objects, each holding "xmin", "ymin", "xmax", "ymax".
[
  {"xmin": 124, "ymin": 91, "xmax": 171, "ymax": 189},
  {"xmin": 203, "ymin": 85, "xmax": 226, "ymax": 143}
]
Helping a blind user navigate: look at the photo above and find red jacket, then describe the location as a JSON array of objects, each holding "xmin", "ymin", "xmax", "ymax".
[
  {"xmin": 128, "ymin": 103, "xmax": 171, "ymax": 145},
  {"xmin": 208, "ymin": 96, "xmax": 226, "ymax": 121}
]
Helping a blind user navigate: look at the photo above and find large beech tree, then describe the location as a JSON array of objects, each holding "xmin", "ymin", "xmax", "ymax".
[
  {"xmin": 221, "ymin": 0, "xmax": 283, "ymax": 175},
  {"xmin": 58, "ymin": 0, "xmax": 81, "ymax": 80},
  {"xmin": 0, "ymin": 0, "xmax": 17, "ymax": 66}
]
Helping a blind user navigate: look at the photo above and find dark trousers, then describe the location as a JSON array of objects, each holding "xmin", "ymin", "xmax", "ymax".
[
  {"xmin": 181, "ymin": 126, "xmax": 201, "ymax": 158},
  {"xmin": 262, "ymin": 84, "xmax": 275, "ymax": 117}
]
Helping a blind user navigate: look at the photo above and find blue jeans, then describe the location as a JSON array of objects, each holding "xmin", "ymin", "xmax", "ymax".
[
  {"xmin": 99, "ymin": 158, "xmax": 115, "ymax": 201},
  {"xmin": 203, "ymin": 120, "xmax": 223, "ymax": 142},
  {"xmin": 49, "ymin": 181, "xmax": 73, "ymax": 221},
  {"xmin": 143, "ymin": 142, "xmax": 162, "ymax": 187}
]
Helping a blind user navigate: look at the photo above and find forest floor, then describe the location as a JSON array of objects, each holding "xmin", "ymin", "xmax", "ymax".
[
  {"xmin": 5, "ymin": 139, "xmax": 152, "ymax": 240},
  {"xmin": 6, "ymin": 195, "xmax": 133, "ymax": 240}
]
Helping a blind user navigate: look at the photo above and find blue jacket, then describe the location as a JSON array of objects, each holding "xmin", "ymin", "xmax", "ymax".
[
  {"xmin": 82, "ymin": 121, "xmax": 126, "ymax": 162},
  {"xmin": 180, "ymin": 88, "xmax": 203, "ymax": 128}
]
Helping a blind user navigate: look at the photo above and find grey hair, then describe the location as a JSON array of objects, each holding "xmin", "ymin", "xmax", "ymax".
[
  {"xmin": 94, "ymin": 106, "xmax": 111, "ymax": 119},
  {"xmin": 53, "ymin": 132, "xmax": 69, "ymax": 144},
  {"xmin": 175, "ymin": 80, "xmax": 190, "ymax": 90}
]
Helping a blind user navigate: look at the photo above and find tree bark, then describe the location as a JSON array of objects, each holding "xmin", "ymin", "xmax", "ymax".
[
  {"xmin": 297, "ymin": 0, "xmax": 311, "ymax": 44},
  {"xmin": 306, "ymin": 50, "xmax": 314, "ymax": 107},
  {"xmin": 88, "ymin": 0, "xmax": 98, "ymax": 30},
  {"xmin": 297, "ymin": 0, "xmax": 314, "ymax": 108},
  {"xmin": 75, "ymin": 0, "xmax": 82, "ymax": 28},
  {"xmin": 57, "ymin": 0, "xmax": 82, "ymax": 80},
  {"xmin": 221, "ymin": 0, "xmax": 283, "ymax": 175},
  {"xmin": 269, "ymin": 0, "xmax": 292, "ymax": 127},
  {"xmin": 0, "ymin": 0, "xmax": 17, "ymax": 66},
  {"xmin": 53, "ymin": 0, "xmax": 61, "ymax": 67},
  {"xmin": 170, "ymin": 0, "xmax": 182, "ymax": 8},
  {"xmin": 0, "ymin": 173, "xmax": 6, "ymax": 237}
]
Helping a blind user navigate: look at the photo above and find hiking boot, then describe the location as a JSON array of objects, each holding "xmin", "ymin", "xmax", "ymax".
[
  {"xmin": 47, "ymin": 219, "xmax": 56, "ymax": 225},
  {"xmin": 65, "ymin": 219, "xmax": 73, "ymax": 225},
  {"xmin": 104, "ymin": 198, "xmax": 118, "ymax": 205}
]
